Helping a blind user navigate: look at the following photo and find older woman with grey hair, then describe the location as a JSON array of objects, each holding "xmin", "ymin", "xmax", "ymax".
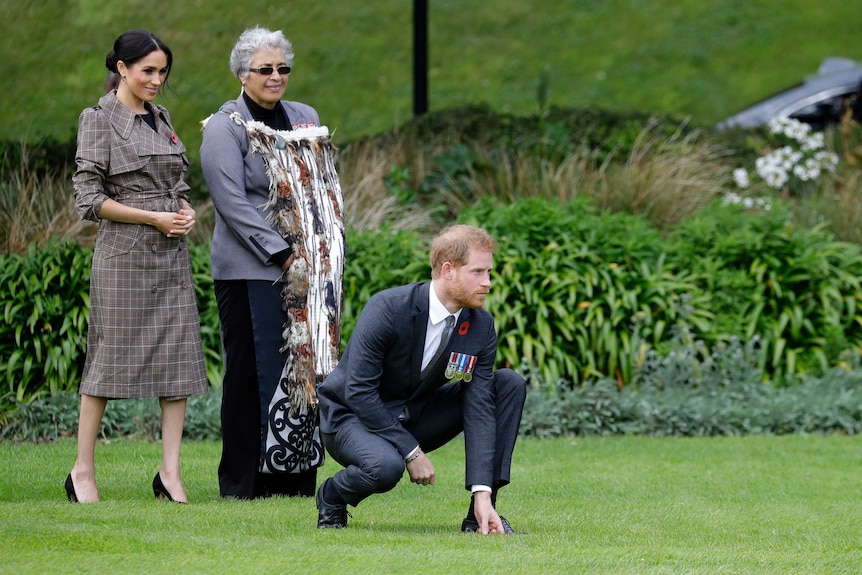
[{"xmin": 200, "ymin": 27, "xmax": 322, "ymax": 499}]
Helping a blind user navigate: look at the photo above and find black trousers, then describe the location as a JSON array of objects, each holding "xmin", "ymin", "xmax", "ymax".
[
  {"xmin": 215, "ymin": 279, "xmax": 316, "ymax": 498},
  {"xmin": 322, "ymin": 368, "xmax": 526, "ymax": 507}
]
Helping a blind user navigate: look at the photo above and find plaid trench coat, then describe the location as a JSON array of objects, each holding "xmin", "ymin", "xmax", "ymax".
[{"xmin": 72, "ymin": 91, "xmax": 208, "ymax": 400}]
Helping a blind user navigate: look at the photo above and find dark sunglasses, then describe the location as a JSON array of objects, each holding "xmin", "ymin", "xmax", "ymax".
[{"xmin": 249, "ymin": 66, "xmax": 291, "ymax": 76}]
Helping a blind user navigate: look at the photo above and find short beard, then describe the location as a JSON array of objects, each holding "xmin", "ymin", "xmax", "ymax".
[{"xmin": 449, "ymin": 277, "xmax": 485, "ymax": 309}]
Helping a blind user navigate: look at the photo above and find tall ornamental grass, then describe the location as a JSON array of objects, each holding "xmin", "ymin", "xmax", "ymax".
[{"xmin": 0, "ymin": 148, "xmax": 95, "ymax": 254}]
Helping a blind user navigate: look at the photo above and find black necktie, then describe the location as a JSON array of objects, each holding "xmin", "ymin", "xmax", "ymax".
[{"xmin": 421, "ymin": 315, "xmax": 455, "ymax": 380}]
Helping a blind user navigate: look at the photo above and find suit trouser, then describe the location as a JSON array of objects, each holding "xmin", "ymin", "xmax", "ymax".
[
  {"xmin": 215, "ymin": 280, "xmax": 316, "ymax": 498},
  {"xmin": 322, "ymin": 368, "xmax": 526, "ymax": 507}
]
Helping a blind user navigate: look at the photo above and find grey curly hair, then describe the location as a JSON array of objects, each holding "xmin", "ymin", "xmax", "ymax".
[{"xmin": 229, "ymin": 26, "xmax": 294, "ymax": 81}]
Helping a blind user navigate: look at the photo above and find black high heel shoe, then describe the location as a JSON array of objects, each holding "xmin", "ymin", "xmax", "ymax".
[
  {"xmin": 64, "ymin": 473, "xmax": 78, "ymax": 503},
  {"xmin": 152, "ymin": 472, "xmax": 186, "ymax": 504}
]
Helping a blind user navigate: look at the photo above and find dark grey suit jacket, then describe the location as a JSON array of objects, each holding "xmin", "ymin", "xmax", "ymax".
[{"xmin": 318, "ymin": 281, "xmax": 500, "ymax": 488}]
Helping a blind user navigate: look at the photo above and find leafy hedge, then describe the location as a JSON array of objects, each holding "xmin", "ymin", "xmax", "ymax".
[
  {"xmin": 6, "ymin": 357, "xmax": 862, "ymax": 441},
  {"xmin": 666, "ymin": 201, "xmax": 862, "ymax": 379},
  {"xmin": 0, "ymin": 240, "xmax": 223, "ymax": 416},
  {"xmin": 340, "ymin": 227, "xmax": 430, "ymax": 340},
  {"xmin": 3, "ymin": 196, "xmax": 862, "ymax": 420},
  {"xmin": 521, "ymin": 336, "xmax": 862, "ymax": 438},
  {"xmin": 0, "ymin": 137, "xmax": 76, "ymax": 178},
  {"xmin": 1, "ymin": 387, "xmax": 221, "ymax": 442},
  {"xmin": 460, "ymin": 197, "xmax": 862, "ymax": 387},
  {"xmin": 462, "ymin": 198, "xmax": 714, "ymax": 386},
  {"xmin": 361, "ymin": 103, "xmax": 707, "ymax": 165},
  {"xmin": 0, "ymin": 241, "xmax": 90, "ymax": 406}
]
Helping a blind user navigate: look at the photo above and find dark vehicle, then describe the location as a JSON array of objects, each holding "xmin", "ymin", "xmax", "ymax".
[{"xmin": 717, "ymin": 57, "xmax": 862, "ymax": 131}]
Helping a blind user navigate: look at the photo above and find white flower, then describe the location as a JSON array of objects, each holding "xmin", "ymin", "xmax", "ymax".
[
  {"xmin": 755, "ymin": 153, "xmax": 790, "ymax": 189},
  {"xmin": 768, "ymin": 117, "xmax": 787, "ymax": 135},
  {"xmin": 801, "ymin": 132, "xmax": 825, "ymax": 151},
  {"xmin": 814, "ymin": 150, "xmax": 839, "ymax": 171},
  {"xmin": 734, "ymin": 116, "xmax": 838, "ymax": 192},
  {"xmin": 760, "ymin": 162, "xmax": 789, "ymax": 189},
  {"xmin": 770, "ymin": 117, "xmax": 812, "ymax": 142},
  {"xmin": 722, "ymin": 192, "xmax": 742, "ymax": 205},
  {"xmin": 721, "ymin": 192, "xmax": 771, "ymax": 210},
  {"xmin": 793, "ymin": 158, "xmax": 820, "ymax": 181}
]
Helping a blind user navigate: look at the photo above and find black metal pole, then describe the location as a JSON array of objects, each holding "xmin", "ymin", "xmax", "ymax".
[{"xmin": 413, "ymin": 0, "xmax": 428, "ymax": 116}]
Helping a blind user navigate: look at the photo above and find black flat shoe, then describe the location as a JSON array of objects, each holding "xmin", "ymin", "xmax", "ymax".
[
  {"xmin": 64, "ymin": 473, "xmax": 78, "ymax": 503},
  {"xmin": 152, "ymin": 473, "xmax": 186, "ymax": 504}
]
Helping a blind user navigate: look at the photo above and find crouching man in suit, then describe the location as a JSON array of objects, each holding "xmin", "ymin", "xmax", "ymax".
[{"xmin": 316, "ymin": 224, "xmax": 527, "ymax": 534}]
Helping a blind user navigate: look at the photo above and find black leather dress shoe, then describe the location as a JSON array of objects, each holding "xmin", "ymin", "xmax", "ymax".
[
  {"xmin": 316, "ymin": 479, "xmax": 349, "ymax": 529},
  {"xmin": 460, "ymin": 515, "xmax": 516, "ymax": 534}
]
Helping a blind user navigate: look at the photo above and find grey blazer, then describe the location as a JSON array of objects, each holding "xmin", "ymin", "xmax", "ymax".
[
  {"xmin": 318, "ymin": 282, "xmax": 501, "ymax": 489},
  {"xmin": 200, "ymin": 96, "xmax": 320, "ymax": 281}
]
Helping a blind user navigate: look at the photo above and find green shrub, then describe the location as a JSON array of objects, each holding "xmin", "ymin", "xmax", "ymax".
[
  {"xmin": 1, "ymin": 387, "xmax": 222, "ymax": 442},
  {"xmin": 340, "ymin": 227, "xmax": 429, "ymax": 342},
  {"xmin": 0, "ymin": 241, "xmax": 221, "ymax": 416},
  {"xmin": 7, "ymin": 354, "xmax": 862, "ymax": 442},
  {"xmin": 6, "ymin": 196, "xmax": 862, "ymax": 418},
  {"xmin": 0, "ymin": 137, "xmax": 210, "ymax": 210},
  {"xmin": 188, "ymin": 241, "xmax": 222, "ymax": 386},
  {"xmin": 667, "ymin": 200, "xmax": 862, "ymax": 381},
  {"xmin": 371, "ymin": 104, "xmax": 697, "ymax": 165},
  {"xmin": 461, "ymin": 198, "xmax": 713, "ymax": 387},
  {"xmin": 461, "ymin": 196, "xmax": 664, "ymax": 264},
  {"xmin": 519, "ymin": 335, "xmax": 862, "ymax": 438},
  {"xmin": 0, "ymin": 240, "xmax": 90, "ymax": 411},
  {"xmin": 0, "ymin": 137, "xmax": 76, "ymax": 179}
]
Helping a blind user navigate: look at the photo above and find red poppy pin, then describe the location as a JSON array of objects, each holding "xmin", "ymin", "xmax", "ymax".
[
  {"xmin": 458, "ymin": 321, "xmax": 469, "ymax": 336},
  {"xmin": 170, "ymin": 132, "xmax": 178, "ymax": 145}
]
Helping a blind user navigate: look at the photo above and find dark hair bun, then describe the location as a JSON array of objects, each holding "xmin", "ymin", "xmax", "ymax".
[{"xmin": 105, "ymin": 50, "xmax": 117, "ymax": 73}]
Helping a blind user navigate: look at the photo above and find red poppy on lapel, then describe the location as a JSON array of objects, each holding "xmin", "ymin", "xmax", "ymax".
[
  {"xmin": 170, "ymin": 132, "xmax": 178, "ymax": 145},
  {"xmin": 458, "ymin": 321, "xmax": 469, "ymax": 335}
]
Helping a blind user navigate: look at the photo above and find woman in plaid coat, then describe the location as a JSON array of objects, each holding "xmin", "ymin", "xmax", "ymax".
[{"xmin": 65, "ymin": 30, "xmax": 208, "ymax": 504}]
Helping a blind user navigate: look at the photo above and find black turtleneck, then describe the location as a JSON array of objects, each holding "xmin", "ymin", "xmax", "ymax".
[
  {"xmin": 140, "ymin": 111, "xmax": 157, "ymax": 131},
  {"xmin": 242, "ymin": 92, "xmax": 291, "ymax": 131}
]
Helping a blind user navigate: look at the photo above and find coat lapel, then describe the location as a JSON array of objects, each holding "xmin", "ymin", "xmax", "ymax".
[
  {"xmin": 100, "ymin": 92, "xmax": 136, "ymax": 140},
  {"xmin": 98, "ymin": 92, "xmax": 183, "ymax": 156},
  {"xmin": 410, "ymin": 283, "xmax": 431, "ymax": 380}
]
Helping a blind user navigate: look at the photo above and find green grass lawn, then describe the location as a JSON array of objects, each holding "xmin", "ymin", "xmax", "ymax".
[{"xmin": 1, "ymin": 435, "xmax": 859, "ymax": 574}]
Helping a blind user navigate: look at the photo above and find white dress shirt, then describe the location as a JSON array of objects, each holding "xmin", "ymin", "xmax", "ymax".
[{"xmin": 421, "ymin": 282, "xmax": 462, "ymax": 370}]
